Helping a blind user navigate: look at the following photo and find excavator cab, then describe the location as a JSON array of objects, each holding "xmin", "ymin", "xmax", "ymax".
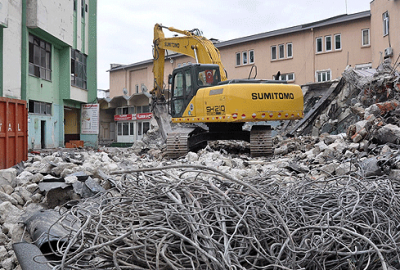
[{"xmin": 170, "ymin": 63, "xmax": 221, "ymax": 117}]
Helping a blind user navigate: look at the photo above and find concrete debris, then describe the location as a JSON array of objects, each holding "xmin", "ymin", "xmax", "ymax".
[
  {"xmin": 0, "ymin": 126, "xmax": 397, "ymax": 269},
  {"xmin": 281, "ymin": 62, "xmax": 400, "ymax": 141}
]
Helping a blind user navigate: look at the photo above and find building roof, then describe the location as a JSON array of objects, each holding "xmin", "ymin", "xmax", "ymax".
[{"xmin": 109, "ymin": 10, "xmax": 370, "ymax": 72}]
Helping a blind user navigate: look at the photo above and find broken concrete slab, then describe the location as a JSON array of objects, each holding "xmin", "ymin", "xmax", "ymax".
[
  {"xmin": 375, "ymin": 124, "xmax": 400, "ymax": 144},
  {"xmin": 287, "ymin": 78, "xmax": 345, "ymax": 136},
  {"xmin": 0, "ymin": 192, "xmax": 18, "ymax": 206},
  {"xmin": 360, "ymin": 157, "xmax": 383, "ymax": 177},
  {"xmin": 0, "ymin": 168, "xmax": 17, "ymax": 188}
]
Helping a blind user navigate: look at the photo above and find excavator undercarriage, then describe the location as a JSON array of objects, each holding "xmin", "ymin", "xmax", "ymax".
[{"xmin": 166, "ymin": 124, "xmax": 272, "ymax": 158}]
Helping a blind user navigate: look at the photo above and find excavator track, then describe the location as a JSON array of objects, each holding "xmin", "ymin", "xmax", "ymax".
[
  {"xmin": 166, "ymin": 131, "xmax": 190, "ymax": 159},
  {"xmin": 250, "ymin": 126, "xmax": 273, "ymax": 157},
  {"xmin": 166, "ymin": 127, "xmax": 205, "ymax": 158}
]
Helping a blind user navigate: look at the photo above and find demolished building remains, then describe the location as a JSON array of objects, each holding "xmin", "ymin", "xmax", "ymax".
[{"xmin": 0, "ymin": 63, "xmax": 400, "ymax": 269}]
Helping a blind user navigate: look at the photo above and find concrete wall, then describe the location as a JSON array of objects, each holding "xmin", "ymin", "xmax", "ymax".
[
  {"xmin": 0, "ymin": 0, "xmax": 8, "ymax": 27},
  {"xmin": 109, "ymin": 68, "xmax": 126, "ymax": 97},
  {"xmin": 98, "ymin": 107, "xmax": 114, "ymax": 144},
  {"xmin": 370, "ymin": 0, "xmax": 400, "ymax": 68},
  {"xmin": 26, "ymin": 0, "xmax": 73, "ymax": 46},
  {"xmin": 71, "ymin": 86, "xmax": 88, "ymax": 102},
  {"xmin": 128, "ymin": 67, "xmax": 148, "ymax": 95},
  {"xmin": 3, "ymin": 0, "xmax": 22, "ymax": 99}
]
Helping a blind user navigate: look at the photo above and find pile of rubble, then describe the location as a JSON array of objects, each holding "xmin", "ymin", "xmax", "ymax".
[
  {"xmin": 281, "ymin": 60, "xmax": 400, "ymax": 142},
  {"xmin": 0, "ymin": 127, "xmax": 399, "ymax": 268},
  {"xmin": 0, "ymin": 64, "xmax": 400, "ymax": 269}
]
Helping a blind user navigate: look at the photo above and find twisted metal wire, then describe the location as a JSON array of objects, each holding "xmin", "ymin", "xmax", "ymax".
[{"xmin": 37, "ymin": 164, "xmax": 400, "ymax": 269}]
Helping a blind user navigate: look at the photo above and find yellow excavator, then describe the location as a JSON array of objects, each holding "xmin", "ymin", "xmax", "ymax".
[{"xmin": 151, "ymin": 24, "xmax": 304, "ymax": 157}]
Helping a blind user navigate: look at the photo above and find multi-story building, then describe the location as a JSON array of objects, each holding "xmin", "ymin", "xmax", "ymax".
[
  {"xmin": 0, "ymin": 0, "xmax": 97, "ymax": 150},
  {"xmin": 104, "ymin": 0, "xmax": 399, "ymax": 144}
]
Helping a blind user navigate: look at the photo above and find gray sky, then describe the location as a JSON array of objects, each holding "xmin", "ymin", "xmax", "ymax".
[{"xmin": 97, "ymin": 0, "xmax": 371, "ymax": 90}]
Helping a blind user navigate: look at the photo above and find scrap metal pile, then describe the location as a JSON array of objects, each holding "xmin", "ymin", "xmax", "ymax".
[{"xmin": 22, "ymin": 162, "xmax": 400, "ymax": 270}]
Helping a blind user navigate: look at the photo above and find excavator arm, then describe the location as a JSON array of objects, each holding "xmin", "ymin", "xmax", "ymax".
[
  {"xmin": 151, "ymin": 23, "xmax": 227, "ymax": 140},
  {"xmin": 152, "ymin": 23, "xmax": 226, "ymax": 99}
]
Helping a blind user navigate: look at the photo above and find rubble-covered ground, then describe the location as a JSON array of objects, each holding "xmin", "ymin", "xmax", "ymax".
[{"xmin": 1, "ymin": 64, "xmax": 400, "ymax": 269}]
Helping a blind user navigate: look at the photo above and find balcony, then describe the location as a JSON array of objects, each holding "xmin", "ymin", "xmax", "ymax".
[{"xmin": 26, "ymin": 0, "xmax": 73, "ymax": 46}]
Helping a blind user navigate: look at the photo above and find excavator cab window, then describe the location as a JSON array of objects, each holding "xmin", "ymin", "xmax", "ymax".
[
  {"xmin": 197, "ymin": 69, "xmax": 218, "ymax": 87},
  {"xmin": 172, "ymin": 73, "xmax": 185, "ymax": 116},
  {"xmin": 171, "ymin": 64, "xmax": 221, "ymax": 117},
  {"xmin": 171, "ymin": 67, "xmax": 197, "ymax": 117}
]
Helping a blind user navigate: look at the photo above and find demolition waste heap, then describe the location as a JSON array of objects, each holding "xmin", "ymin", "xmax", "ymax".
[{"xmin": 1, "ymin": 62, "xmax": 400, "ymax": 269}]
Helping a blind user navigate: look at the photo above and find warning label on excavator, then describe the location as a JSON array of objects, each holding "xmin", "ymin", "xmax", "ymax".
[{"xmin": 252, "ymin": 92, "xmax": 295, "ymax": 100}]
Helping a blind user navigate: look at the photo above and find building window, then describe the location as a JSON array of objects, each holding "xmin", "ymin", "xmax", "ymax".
[
  {"xmin": 334, "ymin": 34, "xmax": 341, "ymax": 50},
  {"xmin": 317, "ymin": 70, "xmax": 331, "ymax": 82},
  {"xmin": 116, "ymin": 107, "xmax": 128, "ymax": 115},
  {"xmin": 279, "ymin": 73, "xmax": 295, "ymax": 82},
  {"xmin": 242, "ymin": 51, "xmax": 248, "ymax": 65},
  {"xmin": 117, "ymin": 123, "xmax": 122, "ymax": 136},
  {"xmin": 135, "ymin": 84, "xmax": 139, "ymax": 93},
  {"xmin": 236, "ymin": 52, "xmax": 241, "ymax": 66},
  {"xmin": 73, "ymin": 0, "xmax": 77, "ymax": 11},
  {"xmin": 81, "ymin": 0, "xmax": 85, "ymax": 18},
  {"xmin": 143, "ymin": 105, "xmax": 150, "ymax": 113},
  {"xmin": 116, "ymin": 106, "xmax": 136, "ymax": 114},
  {"xmin": 278, "ymin": 44, "xmax": 284, "ymax": 59},
  {"xmin": 325, "ymin": 36, "xmax": 332, "ymax": 51},
  {"xmin": 29, "ymin": 35, "xmax": 52, "ymax": 81},
  {"xmin": 271, "ymin": 46, "xmax": 277, "ymax": 60},
  {"xmin": 383, "ymin": 11, "xmax": 389, "ymax": 36},
  {"xmin": 143, "ymin": 122, "xmax": 150, "ymax": 134},
  {"xmin": 137, "ymin": 105, "xmax": 150, "ymax": 113},
  {"xmin": 71, "ymin": 49, "xmax": 87, "ymax": 89},
  {"xmin": 362, "ymin": 29, "xmax": 370, "ymax": 46},
  {"xmin": 316, "ymin": 37, "xmax": 323, "ymax": 53},
  {"xmin": 235, "ymin": 50, "xmax": 254, "ymax": 65},
  {"xmin": 123, "ymin": 122, "xmax": 129, "ymax": 135},
  {"xmin": 287, "ymin": 43, "xmax": 293, "ymax": 58},
  {"xmin": 249, "ymin": 50, "xmax": 254, "ymax": 64},
  {"xmin": 28, "ymin": 100, "xmax": 52, "ymax": 115}
]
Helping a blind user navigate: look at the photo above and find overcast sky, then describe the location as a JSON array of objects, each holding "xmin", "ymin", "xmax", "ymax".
[{"xmin": 97, "ymin": 0, "xmax": 371, "ymax": 90}]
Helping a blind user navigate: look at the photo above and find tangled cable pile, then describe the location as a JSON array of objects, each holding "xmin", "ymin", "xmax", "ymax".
[{"xmin": 46, "ymin": 164, "xmax": 400, "ymax": 270}]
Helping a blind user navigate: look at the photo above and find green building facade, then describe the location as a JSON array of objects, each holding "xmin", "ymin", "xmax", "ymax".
[{"xmin": 1, "ymin": 0, "xmax": 97, "ymax": 150}]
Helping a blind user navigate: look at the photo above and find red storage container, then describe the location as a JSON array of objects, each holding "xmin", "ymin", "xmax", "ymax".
[{"xmin": 0, "ymin": 97, "xmax": 28, "ymax": 169}]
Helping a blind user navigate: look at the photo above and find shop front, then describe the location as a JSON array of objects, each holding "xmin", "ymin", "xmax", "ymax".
[{"xmin": 114, "ymin": 112, "xmax": 152, "ymax": 143}]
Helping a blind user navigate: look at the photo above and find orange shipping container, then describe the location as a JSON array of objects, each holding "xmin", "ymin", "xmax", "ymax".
[{"xmin": 0, "ymin": 97, "xmax": 28, "ymax": 169}]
